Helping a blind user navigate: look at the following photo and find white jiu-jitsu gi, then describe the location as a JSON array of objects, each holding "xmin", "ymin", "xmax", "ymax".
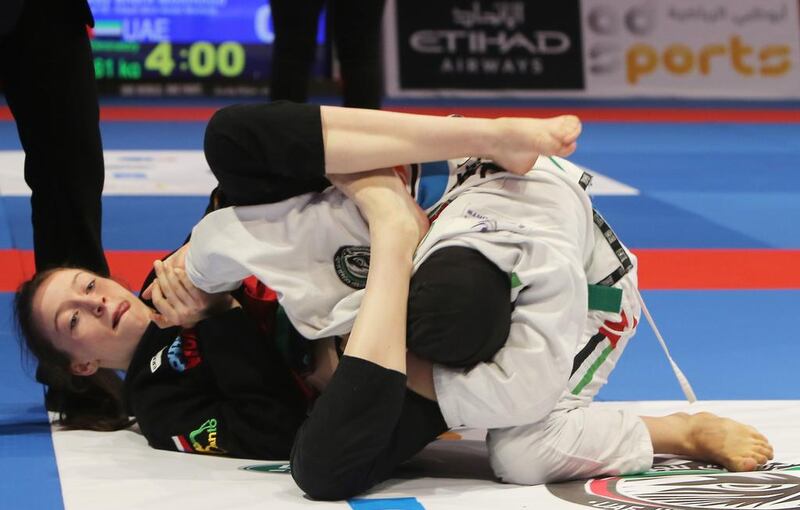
[{"xmin": 185, "ymin": 156, "xmax": 653, "ymax": 484}]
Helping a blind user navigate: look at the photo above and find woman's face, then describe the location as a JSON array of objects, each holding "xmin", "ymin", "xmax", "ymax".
[{"xmin": 32, "ymin": 269, "xmax": 153, "ymax": 374}]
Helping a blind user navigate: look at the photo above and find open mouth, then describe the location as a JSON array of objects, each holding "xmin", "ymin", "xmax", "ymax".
[{"xmin": 113, "ymin": 301, "xmax": 130, "ymax": 330}]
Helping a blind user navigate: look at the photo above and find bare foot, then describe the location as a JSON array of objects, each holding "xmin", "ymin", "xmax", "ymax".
[
  {"xmin": 685, "ymin": 412, "xmax": 774, "ymax": 471},
  {"xmin": 491, "ymin": 115, "xmax": 582, "ymax": 174},
  {"xmin": 644, "ymin": 412, "xmax": 774, "ymax": 472}
]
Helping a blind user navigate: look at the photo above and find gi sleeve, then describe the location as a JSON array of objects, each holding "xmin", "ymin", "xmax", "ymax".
[{"xmin": 183, "ymin": 207, "xmax": 250, "ymax": 293}]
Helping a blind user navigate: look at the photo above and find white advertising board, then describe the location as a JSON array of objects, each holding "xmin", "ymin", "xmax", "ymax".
[{"xmin": 581, "ymin": 0, "xmax": 800, "ymax": 98}]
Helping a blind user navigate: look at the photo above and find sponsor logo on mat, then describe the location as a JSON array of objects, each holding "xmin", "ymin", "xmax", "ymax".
[
  {"xmin": 241, "ymin": 463, "xmax": 292, "ymax": 474},
  {"xmin": 548, "ymin": 459, "xmax": 800, "ymax": 509}
]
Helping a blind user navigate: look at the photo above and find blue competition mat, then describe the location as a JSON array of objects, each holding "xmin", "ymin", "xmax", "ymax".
[{"xmin": 1, "ymin": 104, "xmax": 799, "ymax": 508}]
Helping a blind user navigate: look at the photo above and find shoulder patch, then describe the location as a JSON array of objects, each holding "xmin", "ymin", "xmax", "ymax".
[
  {"xmin": 333, "ymin": 246, "xmax": 371, "ymax": 289},
  {"xmin": 167, "ymin": 331, "xmax": 203, "ymax": 372},
  {"xmin": 150, "ymin": 347, "xmax": 166, "ymax": 373},
  {"xmin": 171, "ymin": 418, "xmax": 226, "ymax": 455}
]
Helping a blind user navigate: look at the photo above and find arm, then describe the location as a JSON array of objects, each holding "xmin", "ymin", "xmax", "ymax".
[
  {"xmin": 290, "ymin": 170, "xmax": 436, "ymax": 500},
  {"xmin": 334, "ymin": 170, "xmax": 423, "ymax": 372}
]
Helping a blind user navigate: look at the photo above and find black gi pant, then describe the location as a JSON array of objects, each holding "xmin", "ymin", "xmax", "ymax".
[
  {"xmin": 204, "ymin": 103, "xmax": 511, "ymax": 499},
  {"xmin": 0, "ymin": 0, "xmax": 108, "ymax": 275},
  {"xmin": 270, "ymin": 0, "xmax": 386, "ymax": 109}
]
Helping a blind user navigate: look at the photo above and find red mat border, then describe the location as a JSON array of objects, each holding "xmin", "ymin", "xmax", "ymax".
[
  {"xmin": 2, "ymin": 249, "xmax": 799, "ymax": 293},
  {"xmin": 2, "ymin": 106, "xmax": 799, "ymax": 123}
]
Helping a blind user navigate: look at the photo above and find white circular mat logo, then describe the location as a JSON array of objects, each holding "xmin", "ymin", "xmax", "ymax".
[{"xmin": 548, "ymin": 460, "xmax": 800, "ymax": 510}]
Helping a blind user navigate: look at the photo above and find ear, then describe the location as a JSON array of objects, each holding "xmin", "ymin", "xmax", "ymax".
[{"xmin": 69, "ymin": 359, "xmax": 99, "ymax": 377}]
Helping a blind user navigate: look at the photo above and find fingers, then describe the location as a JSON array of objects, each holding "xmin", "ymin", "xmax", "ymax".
[
  {"xmin": 150, "ymin": 259, "xmax": 204, "ymax": 328},
  {"xmin": 171, "ymin": 242, "xmax": 189, "ymax": 270},
  {"xmin": 155, "ymin": 260, "xmax": 199, "ymax": 308},
  {"xmin": 144, "ymin": 244, "xmax": 191, "ymax": 300},
  {"xmin": 141, "ymin": 282, "xmax": 154, "ymax": 300},
  {"xmin": 149, "ymin": 282, "xmax": 177, "ymax": 329},
  {"xmin": 176, "ymin": 267, "xmax": 203, "ymax": 303}
]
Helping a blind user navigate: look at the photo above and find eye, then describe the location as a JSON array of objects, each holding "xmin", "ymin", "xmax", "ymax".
[
  {"xmin": 69, "ymin": 311, "xmax": 79, "ymax": 330},
  {"xmin": 86, "ymin": 279, "xmax": 96, "ymax": 293}
]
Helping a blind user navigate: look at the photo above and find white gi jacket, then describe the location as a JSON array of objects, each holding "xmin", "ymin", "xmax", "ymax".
[{"xmin": 186, "ymin": 157, "xmax": 598, "ymax": 430}]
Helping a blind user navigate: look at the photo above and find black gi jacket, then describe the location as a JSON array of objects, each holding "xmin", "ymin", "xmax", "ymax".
[{"xmin": 124, "ymin": 305, "xmax": 308, "ymax": 460}]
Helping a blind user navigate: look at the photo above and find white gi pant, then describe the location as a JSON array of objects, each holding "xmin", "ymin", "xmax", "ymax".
[
  {"xmin": 186, "ymin": 157, "xmax": 654, "ymax": 485},
  {"xmin": 487, "ymin": 225, "xmax": 652, "ymax": 485}
]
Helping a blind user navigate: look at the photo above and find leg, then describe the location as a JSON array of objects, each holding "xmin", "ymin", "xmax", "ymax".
[
  {"xmin": 269, "ymin": 0, "xmax": 324, "ymax": 103},
  {"xmin": 291, "ymin": 358, "xmax": 446, "ymax": 500},
  {"xmin": 329, "ymin": 0, "xmax": 386, "ymax": 109},
  {"xmin": 292, "ymin": 170, "xmax": 442, "ymax": 499},
  {"xmin": 489, "ymin": 408, "xmax": 775, "ymax": 485},
  {"xmin": 488, "ymin": 406, "xmax": 654, "ymax": 485},
  {"xmin": 490, "ymin": 221, "xmax": 772, "ymax": 484},
  {"xmin": 486, "ymin": 217, "xmax": 647, "ymax": 483},
  {"xmin": 203, "ymin": 103, "xmax": 330, "ymax": 205},
  {"xmin": 3, "ymin": 1, "xmax": 108, "ymax": 275}
]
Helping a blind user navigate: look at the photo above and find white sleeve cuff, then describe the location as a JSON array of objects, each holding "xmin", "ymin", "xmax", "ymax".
[{"xmin": 185, "ymin": 247, "xmax": 241, "ymax": 294}]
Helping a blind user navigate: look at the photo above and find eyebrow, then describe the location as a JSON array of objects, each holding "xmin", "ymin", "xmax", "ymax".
[{"xmin": 53, "ymin": 271, "xmax": 84, "ymax": 334}]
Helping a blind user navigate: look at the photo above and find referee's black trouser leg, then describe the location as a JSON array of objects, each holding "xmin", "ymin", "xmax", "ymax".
[{"xmin": 0, "ymin": 2, "xmax": 108, "ymax": 275}]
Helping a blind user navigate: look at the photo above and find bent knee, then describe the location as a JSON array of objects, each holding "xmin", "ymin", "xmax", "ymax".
[
  {"xmin": 490, "ymin": 446, "xmax": 562, "ymax": 486},
  {"xmin": 290, "ymin": 442, "xmax": 370, "ymax": 500}
]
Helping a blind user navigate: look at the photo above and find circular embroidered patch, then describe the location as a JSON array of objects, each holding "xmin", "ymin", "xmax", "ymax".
[{"xmin": 333, "ymin": 246, "xmax": 371, "ymax": 289}]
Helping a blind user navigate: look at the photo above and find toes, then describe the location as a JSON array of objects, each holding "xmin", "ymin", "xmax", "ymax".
[
  {"xmin": 559, "ymin": 141, "xmax": 577, "ymax": 157},
  {"xmin": 731, "ymin": 457, "xmax": 759, "ymax": 472},
  {"xmin": 559, "ymin": 116, "xmax": 582, "ymax": 143},
  {"xmin": 755, "ymin": 444, "xmax": 774, "ymax": 460}
]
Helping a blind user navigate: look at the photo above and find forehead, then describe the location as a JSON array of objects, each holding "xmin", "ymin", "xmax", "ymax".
[{"xmin": 33, "ymin": 269, "xmax": 84, "ymax": 320}]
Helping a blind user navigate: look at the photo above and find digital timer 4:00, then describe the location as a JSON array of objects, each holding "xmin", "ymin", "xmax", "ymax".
[
  {"xmin": 93, "ymin": 41, "xmax": 247, "ymax": 80},
  {"xmin": 145, "ymin": 42, "xmax": 246, "ymax": 77}
]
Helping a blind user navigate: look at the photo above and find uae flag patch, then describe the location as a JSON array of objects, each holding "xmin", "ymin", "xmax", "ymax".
[{"xmin": 171, "ymin": 435, "xmax": 193, "ymax": 453}]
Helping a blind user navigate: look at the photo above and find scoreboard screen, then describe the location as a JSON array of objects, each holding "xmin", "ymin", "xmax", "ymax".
[{"xmin": 88, "ymin": 0, "xmax": 326, "ymax": 96}]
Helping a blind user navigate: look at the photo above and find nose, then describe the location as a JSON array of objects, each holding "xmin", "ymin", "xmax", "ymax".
[{"xmin": 85, "ymin": 295, "xmax": 107, "ymax": 317}]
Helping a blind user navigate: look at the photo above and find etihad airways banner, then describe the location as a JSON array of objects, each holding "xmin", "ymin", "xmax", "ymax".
[
  {"xmin": 383, "ymin": 0, "xmax": 586, "ymax": 98},
  {"xmin": 581, "ymin": 0, "xmax": 800, "ymax": 98},
  {"xmin": 384, "ymin": 0, "xmax": 800, "ymax": 99}
]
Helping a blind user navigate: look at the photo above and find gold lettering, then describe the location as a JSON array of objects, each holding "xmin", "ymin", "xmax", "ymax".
[
  {"xmin": 663, "ymin": 44, "xmax": 694, "ymax": 75},
  {"xmin": 627, "ymin": 44, "xmax": 658, "ymax": 84},
  {"xmin": 698, "ymin": 44, "xmax": 726, "ymax": 75},
  {"xmin": 760, "ymin": 45, "xmax": 791, "ymax": 76},
  {"xmin": 730, "ymin": 35, "xmax": 755, "ymax": 75}
]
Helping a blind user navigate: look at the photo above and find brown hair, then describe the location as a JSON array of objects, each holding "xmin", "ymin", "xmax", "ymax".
[{"xmin": 15, "ymin": 268, "xmax": 134, "ymax": 431}]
